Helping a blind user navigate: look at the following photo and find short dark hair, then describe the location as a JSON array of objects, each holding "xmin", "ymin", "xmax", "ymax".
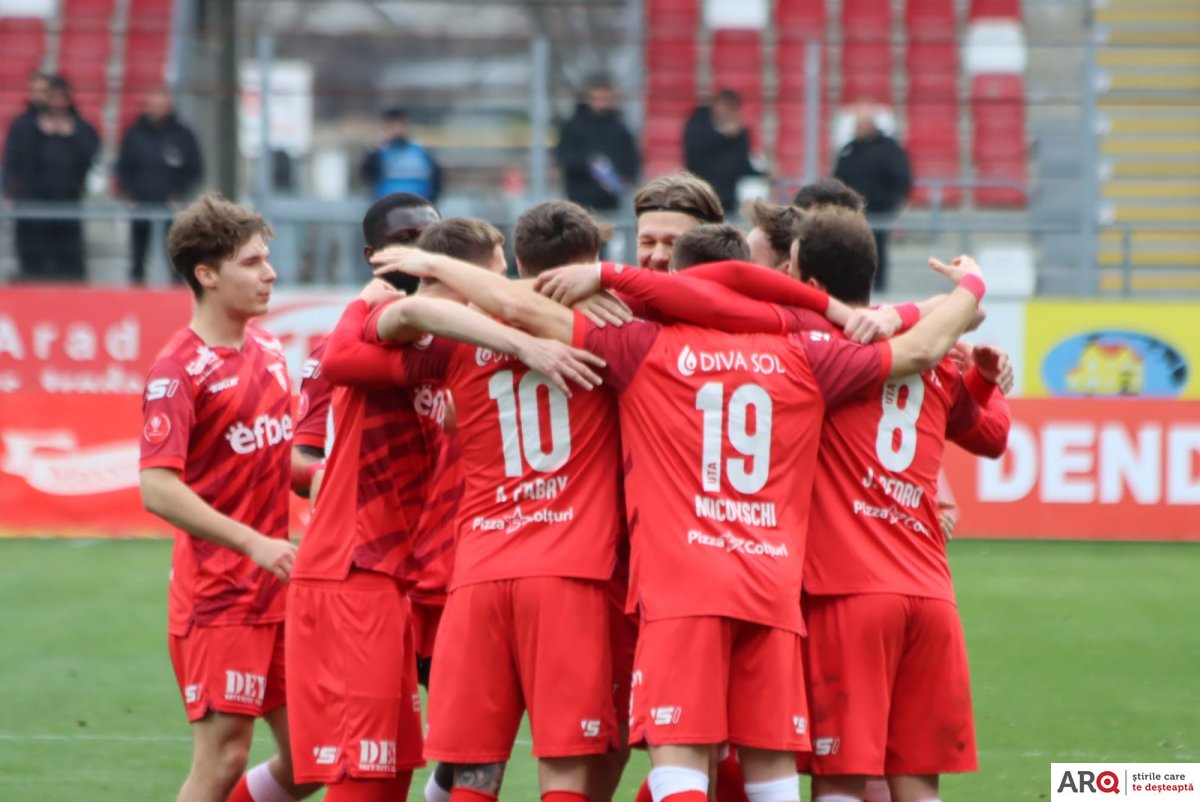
[
  {"xmin": 715, "ymin": 88, "xmax": 742, "ymax": 106},
  {"xmin": 586, "ymin": 73, "xmax": 614, "ymax": 92},
  {"xmin": 671, "ymin": 224, "xmax": 750, "ymax": 270},
  {"xmin": 47, "ymin": 75, "xmax": 71, "ymax": 95},
  {"xmin": 416, "ymin": 217, "xmax": 504, "ymax": 267},
  {"xmin": 791, "ymin": 178, "xmax": 866, "ymax": 212},
  {"xmin": 168, "ymin": 194, "xmax": 273, "ymax": 297},
  {"xmin": 794, "ymin": 206, "xmax": 877, "ymax": 306},
  {"xmin": 362, "ymin": 192, "xmax": 438, "ymax": 251},
  {"xmin": 633, "ymin": 171, "xmax": 724, "ymax": 224},
  {"xmin": 742, "ymin": 198, "xmax": 801, "ymax": 262},
  {"xmin": 382, "ymin": 107, "xmax": 407, "ymax": 122},
  {"xmin": 514, "ymin": 200, "xmax": 602, "ymax": 277}
]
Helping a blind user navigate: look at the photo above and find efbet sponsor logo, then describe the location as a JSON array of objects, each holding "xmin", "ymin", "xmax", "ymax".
[
  {"xmin": 358, "ymin": 739, "xmax": 396, "ymax": 772},
  {"xmin": 687, "ymin": 529, "xmax": 789, "ymax": 558},
  {"xmin": 225, "ymin": 414, "xmax": 294, "ymax": 455},
  {"xmin": 413, "ymin": 385, "xmax": 450, "ymax": 427},
  {"xmin": 224, "ymin": 671, "xmax": 266, "ymax": 706},
  {"xmin": 676, "ymin": 346, "xmax": 787, "ymax": 378}
]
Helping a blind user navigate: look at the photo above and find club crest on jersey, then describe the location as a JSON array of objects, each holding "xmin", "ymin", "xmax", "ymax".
[
  {"xmin": 267, "ymin": 363, "xmax": 289, "ymax": 392},
  {"xmin": 143, "ymin": 413, "xmax": 172, "ymax": 444},
  {"xmin": 676, "ymin": 345, "xmax": 786, "ymax": 377}
]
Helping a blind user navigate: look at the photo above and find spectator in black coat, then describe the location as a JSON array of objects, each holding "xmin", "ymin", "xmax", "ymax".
[
  {"xmin": 555, "ymin": 75, "xmax": 640, "ymax": 214},
  {"xmin": 116, "ymin": 89, "xmax": 204, "ymax": 283},
  {"xmin": 2, "ymin": 75, "xmax": 99, "ymax": 282},
  {"xmin": 683, "ymin": 89, "xmax": 758, "ymax": 214},
  {"xmin": 834, "ymin": 105, "xmax": 912, "ymax": 292}
]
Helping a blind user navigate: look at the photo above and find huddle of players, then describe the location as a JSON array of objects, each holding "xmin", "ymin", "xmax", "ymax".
[{"xmin": 139, "ymin": 171, "xmax": 1011, "ymax": 802}]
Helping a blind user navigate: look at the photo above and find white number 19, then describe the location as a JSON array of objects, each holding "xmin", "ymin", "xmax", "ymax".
[{"xmin": 695, "ymin": 382, "xmax": 773, "ymax": 494}]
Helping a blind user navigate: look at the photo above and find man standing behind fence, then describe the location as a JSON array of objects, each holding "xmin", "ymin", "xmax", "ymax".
[
  {"xmin": 361, "ymin": 108, "xmax": 442, "ymax": 202},
  {"xmin": 2, "ymin": 75, "xmax": 99, "ymax": 282},
  {"xmin": 556, "ymin": 74, "xmax": 640, "ymax": 216},
  {"xmin": 116, "ymin": 88, "xmax": 204, "ymax": 284},
  {"xmin": 834, "ymin": 104, "xmax": 912, "ymax": 293}
]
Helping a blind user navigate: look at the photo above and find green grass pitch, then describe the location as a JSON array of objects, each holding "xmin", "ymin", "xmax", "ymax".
[{"xmin": 1, "ymin": 538, "xmax": 1197, "ymax": 801}]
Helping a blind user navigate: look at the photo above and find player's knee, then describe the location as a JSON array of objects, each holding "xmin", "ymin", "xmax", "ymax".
[{"xmin": 213, "ymin": 743, "xmax": 251, "ymax": 786}]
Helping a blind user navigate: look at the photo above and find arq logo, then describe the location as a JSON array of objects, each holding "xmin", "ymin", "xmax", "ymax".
[
  {"xmin": 1041, "ymin": 330, "xmax": 1188, "ymax": 398},
  {"xmin": 1056, "ymin": 768, "xmax": 1119, "ymax": 794}
]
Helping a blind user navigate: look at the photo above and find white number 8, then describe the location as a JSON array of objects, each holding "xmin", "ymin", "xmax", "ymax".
[{"xmin": 874, "ymin": 375, "xmax": 925, "ymax": 472}]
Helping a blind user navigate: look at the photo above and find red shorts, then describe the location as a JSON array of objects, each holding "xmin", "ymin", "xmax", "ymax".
[
  {"xmin": 424, "ymin": 577, "xmax": 616, "ymax": 763},
  {"xmin": 169, "ymin": 622, "xmax": 286, "ymax": 722},
  {"xmin": 410, "ymin": 600, "xmax": 444, "ymax": 660},
  {"xmin": 609, "ymin": 578, "xmax": 639, "ymax": 734},
  {"xmin": 803, "ymin": 594, "xmax": 977, "ymax": 776},
  {"xmin": 629, "ymin": 616, "xmax": 809, "ymax": 752},
  {"xmin": 285, "ymin": 571, "xmax": 424, "ymax": 784}
]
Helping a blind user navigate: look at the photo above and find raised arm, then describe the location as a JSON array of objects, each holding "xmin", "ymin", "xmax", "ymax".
[
  {"xmin": 886, "ymin": 257, "xmax": 987, "ymax": 378},
  {"xmin": 371, "ymin": 247, "xmax": 578, "ymax": 344},
  {"xmin": 600, "ymin": 263, "xmax": 789, "ymax": 333}
]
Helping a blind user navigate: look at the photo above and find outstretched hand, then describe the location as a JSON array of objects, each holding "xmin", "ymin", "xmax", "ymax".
[
  {"xmin": 928, "ymin": 255, "xmax": 982, "ymax": 284},
  {"xmin": 973, "ymin": 344, "xmax": 1015, "ymax": 394},
  {"xmin": 370, "ymin": 245, "xmax": 439, "ymax": 279},
  {"xmin": 515, "ymin": 336, "xmax": 607, "ymax": 397},
  {"xmin": 534, "ymin": 263, "xmax": 603, "ymax": 306}
]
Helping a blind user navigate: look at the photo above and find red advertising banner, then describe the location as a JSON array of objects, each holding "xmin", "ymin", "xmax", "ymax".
[
  {"xmin": 0, "ymin": 286, "xmax": 349, "ymax": 537},
  {"xmin": 945, "ymin": 399, "xmax": 1200, "ymax": 540}
]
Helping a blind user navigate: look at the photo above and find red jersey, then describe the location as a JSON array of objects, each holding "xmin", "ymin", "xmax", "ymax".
[
  {"xmin": 383, "ymin": 307, "xmax": 622, "ymax": 590},
  {"xmin": 580, "ymin": 314, "xmax": 889, "ymax": 634},
  {"xmin": 139, "ymin": 326, "xmax": 293, "ymax": 636},
  {"xmin": 294, "ymin": 334, "xmax": 332, "ymax": 452},
  {"xmin": 291, "ymin": 301, "xmax": 438, "ymax": 582},
  {"xmin": 407, "ymin": 385, "xmax": 464, "ymax": 604},
  {"xmin": 805, "ymin": 359, "xmax": 1009, "ymax": 601}
]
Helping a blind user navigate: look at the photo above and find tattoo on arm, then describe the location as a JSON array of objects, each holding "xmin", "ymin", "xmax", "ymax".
[{"xmin": 455, "ymin": 762, "xmax": 506, "ymax": 794}]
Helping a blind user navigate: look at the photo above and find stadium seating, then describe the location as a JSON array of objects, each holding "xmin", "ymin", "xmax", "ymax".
[
  {"xmin": 840, "ymin": 0, "xmax": 892, "ymax": 104},
  {"xmin": 967, "ymin": 0, "xmax": 1022, "ymax": 22},
  {"xmin": 775, "ymin": 103, "xmax": 830, "ymax": 179},
  {"xmin": 774, "ymin": 0, "xmax": 826, "ymax": 41},
  {"xmin": 905, "ymin": 0, "xmax": 956, "ymax": 43},
  {"xmin": 906, "ymin": 107, "xmax": 962, "ymax": 207},
  {"xmin": 646, "ymin": 0, "xmax": 701, "ymax": 32},
  {"xmin": 970, "ymin": 74, "xmax": 1027, "ymax": 206}
]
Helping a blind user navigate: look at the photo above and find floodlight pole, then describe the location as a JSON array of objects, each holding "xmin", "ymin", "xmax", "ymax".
[{"xmin": 212, "ymin": 0, "xmax": 239, "ymax": 199}]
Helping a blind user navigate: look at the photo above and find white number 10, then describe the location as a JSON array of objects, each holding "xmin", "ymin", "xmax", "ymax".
[
  {"xmin": 487, "ymin": 370, "xmax": 572, "ymax": 477},
  {"xmin": 695, "ymin": 382, "xmax": 773, "ymax": 494}
]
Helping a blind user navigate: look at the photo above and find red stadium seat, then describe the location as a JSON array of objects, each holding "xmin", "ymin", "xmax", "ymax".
[
  {"xmin": 907, "ymin": 71, "xmax": 957, "ymax": 102},
  {"xmin": 646, "ymin": 70, "xmax": 697, "ymax": 103},
  {"xmin": 0, "ymin": 17, "xmax": 47, "ymax": 69},
  {"xmin": 905, "ymin": 0, "xmax": 957, "ymax": 42},
  {"xmin": 968, "ymin": 0, "xmax": 1022, "ymax": 21},
  {"xmin": 840, "ymin": 42, "xmax": 893, "ymax": 103},
  {"xmin": 62, "ymin": 0, "xmax": 116, "ymax": 31},
  {"xmin": 906, "ymin": 104, "xmax": 961, "ymax": 206},
  {"xmin": 646, "ymin": 38, "xmax": 698, "ymax": 73},
  {"xmin": 712, "ymin": 29, "xmax": 764, "ymax": 105},
  {"xmin": 647, "ymin": 0, "xmax": 701, "ymax": 30},
  {"xmin": 973, "ymin": 159, "xmax": 1027, "ymax": 207},
  {"xmin": 775, "ymin": 0, "xmax": 827, "ymax": 41},
  {"xmin": 776, "ymin": 103, "xmax": 831, "ymax": 177},
  {"xmin": 128, "ymin": 0, "xmax": 175, "ymax": 32},
  {"xmin": 842, "ymin": 0, "xmax": 892, "ymax": 43}
]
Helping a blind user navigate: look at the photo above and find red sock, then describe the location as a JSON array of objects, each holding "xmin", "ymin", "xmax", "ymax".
[
  {"xmin": 715, "ymin": 753, "xmax": 750, "ymax": 802},
  {"xmin": 225, "ymin": 776, "xmax": 253, "ymax": 802},
  {"xmin": 450, "ymin": 788, "xmax": 498, "ymax": 802},
  {"xmin": 542, "ymin": 793, "xmax": 589, "ymax": 802},
  {"xmin": 636, "ymin": 779, "xmax": 655, "ymax": 802}
]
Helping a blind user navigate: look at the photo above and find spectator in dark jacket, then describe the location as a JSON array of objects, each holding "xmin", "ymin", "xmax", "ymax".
[
  {"xmin": 555, "ymin": 75, "xmax": 640, "ymax": 214},
  {"xmin": 834, "ymin": 104, "xmax": 912, "ymax": 291},
  {"xmin": 2, "ymin": 75, "xmax": 99, "ymax": 282},
  {"xmin": 683, "ymin": 89, "xmax": 758, "ymax": 214},
  {"xmin": 116, "ymin": 88, "xmax": 204, "ymax": 283},
  {"xmin": 1, "ymin": 72, "xmax": 51, "ymax": 163}
]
